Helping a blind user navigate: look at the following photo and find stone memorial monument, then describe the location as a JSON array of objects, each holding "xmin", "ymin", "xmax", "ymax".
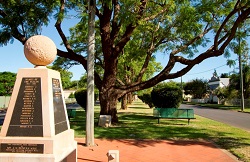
[{"xmin": 0, "ymin": 35, "xmax": 77, "ymax": 162}]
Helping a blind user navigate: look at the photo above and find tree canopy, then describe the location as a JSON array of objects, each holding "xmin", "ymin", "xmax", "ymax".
[
  {"xmin": 1, "ymin": 0, "xmax": 250, "ymax": 122},
  {"xmin": 0, "ymin": 72, "xmax": 16, "ymax": 96},
  {"xmin": 184, "ymin": 79, "xmax": 208, "ymax": 98}
]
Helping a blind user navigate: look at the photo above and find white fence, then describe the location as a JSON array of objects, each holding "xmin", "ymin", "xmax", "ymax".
[
  {"xmin": 191, "ymin": 98, "xmax": 250, "ymax": 107},
  {"xmin": 191, "ymin": 98, "xmax": 209, "ymax": 103}
]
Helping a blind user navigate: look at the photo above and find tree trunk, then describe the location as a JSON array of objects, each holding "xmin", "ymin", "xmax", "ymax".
[
  {"xmin": 121, "ymin": 94, "xmax": 128, "ymax": 110},
  {"xmin": 99, "ymin": 90, "xmax": 119, "ymax": 123},
  {"xmin": 127, "ymin": 92, "xmax": 133, "ymax": 104}
]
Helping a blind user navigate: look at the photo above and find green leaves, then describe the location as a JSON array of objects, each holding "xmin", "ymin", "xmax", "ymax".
[
  {"xmin": 0, "ymin": 72, "xmax": 16, "ymax": 96},
  {"xmin": 0, "ymin": 0, "xmax": 57, "ymax": 45},
  {"xmin": 184, "ymin": 79, "xmax": 208, "ymax": 99},
  {"xmin": 151, "ymin": 82, "xmax": 183, "ymax": 108}
]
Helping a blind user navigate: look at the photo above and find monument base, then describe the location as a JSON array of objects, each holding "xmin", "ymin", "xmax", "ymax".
[
  {"xmin": 0, "ymin": 149, "xmax": 76, "ymax": 162},
  {"xmin": 0, "ymin": 129, "xmax": 77, "ymax": 162}
]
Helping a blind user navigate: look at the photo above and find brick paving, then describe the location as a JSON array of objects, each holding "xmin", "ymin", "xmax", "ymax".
[{"xmin": 76, "ymin": 138, "xmax": 239, "ymax": 162}]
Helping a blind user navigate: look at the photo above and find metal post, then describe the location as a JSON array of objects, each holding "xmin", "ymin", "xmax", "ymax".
[{"xmin": 86, "ymin": 0, "xmax": 96, "ymax": 146}]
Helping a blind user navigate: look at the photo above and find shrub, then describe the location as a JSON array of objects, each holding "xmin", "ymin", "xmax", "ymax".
[
  {"xmin": 74, "ymin": 88, "xmax": 99, "ymax": 110},
  {"xmin": 74, "ymin": 88, "xmax": 87, "ymax": 110},
  {"xmin": 138, "ymin": 93, "xmax": 154, "ymax": 108},
  {"xmin": 151, "ymin": 85, "xmax": 182, "ymax": 108}
]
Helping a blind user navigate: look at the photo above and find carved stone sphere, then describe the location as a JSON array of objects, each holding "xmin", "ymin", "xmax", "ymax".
[{"xmin": 24, "ymin": 35, "xmax": 57, "ymax": 66}]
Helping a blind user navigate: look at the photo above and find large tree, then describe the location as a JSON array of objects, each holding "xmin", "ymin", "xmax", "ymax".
[{"xmin": 1, "ymin": 1, "xmax": 250, "ymax": 123}]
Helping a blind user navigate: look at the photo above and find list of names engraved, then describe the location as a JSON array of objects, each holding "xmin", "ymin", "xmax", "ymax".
[
  {"xmin": 52, "ymin": 78, "xmax": 68, "ymax": 134},
  {"xmin": 7, "ymin": 77, "xmax": 43, "ymax": 137},
  {"xmin": 20, "ymin": 78, "xmax": 38, "ymax": 126}
]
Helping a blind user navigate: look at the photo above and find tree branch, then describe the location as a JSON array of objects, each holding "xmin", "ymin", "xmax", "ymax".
[
  {"xmin": 136, "ymin": 28, "xmax": 164, "ymax": 83},
  {"xmin": 214, "ymin": 3, "xmax": 240, "ymax": 50},
  {"xmin": 170, "ymin": 27, "xmax": 212, "ymax": 55},
  {"xmin": 57, "ymin": 49, "xmax": 102, "ymax": 89},
  {"xmin": 219, "ymin": 6, "xmax": 250, "ymax": 51},
  {"xmin": 113, "ymin": 0, "xmax": 147, "ymax": 56},
  {"xmin": 54, "ymin": 0, "xmax": 105, "ymax": 89},
  {"xmin": 95, "ymin": 6, "xmax": 102, "ymax": 18},
  {"xmin": 120, "ymin": 4, "xmax": 250, "ymax": 93},
  {"xmin": 54, "ymin": 0, "xmax": 74, "ymax": 54},
  {"xmin": 143, "ymin": 7, "xmax": 169, "ymax": 21},
  {"xmin": 0, "ymin": 9, "xmax": 26, "ymax": 44},
  {"xmin": 110, "ymin": 0, "xmax": 121, "ymax": 41},
  {"xmin": 167, "ymin": 48, "xmax": 222, "ymax": 80},
  {"xmin": 0, "ymin": 9, "xmax": 6, "ymax": 17}
]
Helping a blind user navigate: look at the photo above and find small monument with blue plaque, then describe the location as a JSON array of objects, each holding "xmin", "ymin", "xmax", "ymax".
[{"xmin": 0, "ymin": 35, "xmax": 77, "ymax": 162}]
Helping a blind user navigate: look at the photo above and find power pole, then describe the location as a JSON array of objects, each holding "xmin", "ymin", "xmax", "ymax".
[
  {"xmin": 86, "ymin": 0, "xmax": 96, "ymax": 146},
  {"xmin": 239, "ymin": 32, "xmax": 245, "ymax": 112}
]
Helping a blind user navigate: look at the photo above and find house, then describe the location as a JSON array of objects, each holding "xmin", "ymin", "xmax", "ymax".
[{"xmin": 207, "ymin": 71, "xmax": 229, "ymax": 103}]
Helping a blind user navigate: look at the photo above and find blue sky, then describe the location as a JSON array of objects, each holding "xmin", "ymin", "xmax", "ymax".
[{"xmin": 0, "ymin": 18, "xmax": 238, "ymax": 83}]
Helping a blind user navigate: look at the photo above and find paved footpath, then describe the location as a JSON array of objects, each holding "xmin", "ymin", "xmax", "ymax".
[{"xmin": 76, "ymin": 138, "xmax": 239, "ymax": 162}]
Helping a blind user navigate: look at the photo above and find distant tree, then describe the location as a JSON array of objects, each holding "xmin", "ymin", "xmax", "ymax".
[
  {"xmin": 68, "ymin": 73, "xmax": 91, "ymax": 89},
  {"xmin": 48, "ymin": 66, "xmax": 73, "ymax": 89},
  {"xmin": 220, "ymin": 73, "xmax": 229, "ymax": 78},
  {"xmin": 229, "ymin": 65, "xmax": 250, "ymax": 98},
  {"xmin": 0, "ymin": 72, "xmax": 16, "ymax": 96},
  {"xmin": 214, "ymin": 86, "xmax": 238, "ymax": 101},
  {"xmin": 68, "ymin": 80, "xmax": 78, "ymax": 90},
  {"xmin": 138, "ymin": 93, "xmax": 154, "ymax": 108},
  {"xmin": 78, "ymin": 74, "xmax": 87, "ymax": 88},
  {"xmin": 184, "ymin": 79, "xmax": 208, "ymax": 98},
  {"xmin": 241, "ymin": 65, "xmax": 250, "ymax": 99}
]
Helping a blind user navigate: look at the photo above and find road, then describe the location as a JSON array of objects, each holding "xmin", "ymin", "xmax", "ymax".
[{"xmin": 180, "ymin": 104, "xmax": 250, "ymax": 132}]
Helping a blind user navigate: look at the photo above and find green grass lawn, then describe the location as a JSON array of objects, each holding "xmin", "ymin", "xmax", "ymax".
[{"xmin": 70, "ymin": 100, "xmax": 250, "ymax": 162}]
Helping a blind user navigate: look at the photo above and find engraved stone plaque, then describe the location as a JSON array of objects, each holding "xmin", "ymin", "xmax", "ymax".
[
  {"xmin": 0, "ymin": 143, "xmax": 44, "ymax": 154},
  {"xmin": 7, "ymin": 77, "xmax": 43, "ymax": 137},
  {"xmin": 52, "ymin": 78, "xmax": 68, "ymax": 134}
]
